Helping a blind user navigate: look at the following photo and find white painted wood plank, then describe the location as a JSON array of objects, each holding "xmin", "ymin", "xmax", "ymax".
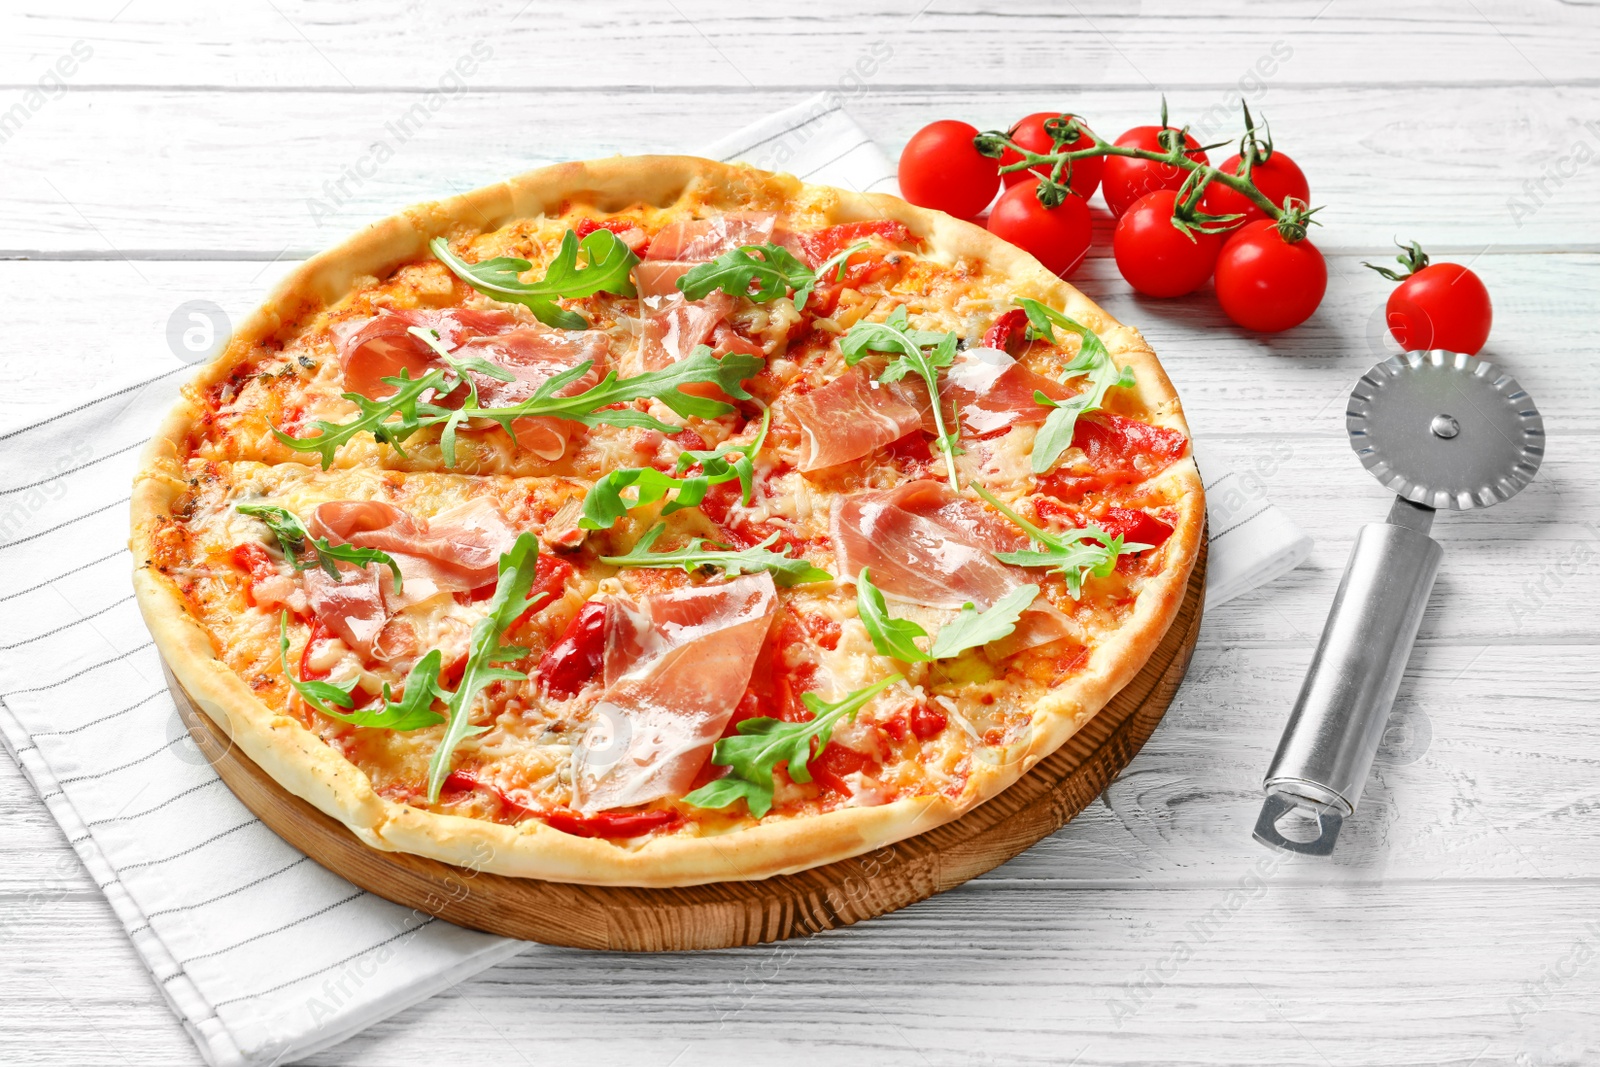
[
  {"xmin": 3, "ymin": 0, "xmax": 1595, "ymax": 89},
  {"xmin": 3, "ymin": 85, "xmax": 1599, "ymax": 254},
  {"xmin": 3, "ymin": 883, "xmax": 1598, "ymax": 1067}
]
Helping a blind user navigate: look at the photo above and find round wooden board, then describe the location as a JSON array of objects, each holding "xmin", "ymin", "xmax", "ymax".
[{"xmin": 168, "ymin": 540, "xmax": 1204, "ymax": 952}]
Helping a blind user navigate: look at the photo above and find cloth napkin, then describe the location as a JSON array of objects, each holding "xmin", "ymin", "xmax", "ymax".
[{"xmin": 0, "ymin": 95, "xmax": 1311, "ymax": 1067}]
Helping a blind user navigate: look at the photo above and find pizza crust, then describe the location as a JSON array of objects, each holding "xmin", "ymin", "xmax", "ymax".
[{"xmin": 131, "ymin": 155, "xmax": 1203, "ymax": 887}]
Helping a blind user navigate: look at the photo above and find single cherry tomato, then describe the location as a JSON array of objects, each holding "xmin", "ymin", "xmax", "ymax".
[
  {"xmin": 1214, "ymin": 219, "xmax": 1328, "ymax": 332},
  {"xmin": 1366, "ymin": 242, "xmax": 1492, "ymax": 355},
  {"xmin": 986, "ymin": 179, "xmax": 1093, "ymax": 278},
  {"xmin": 898, "ymin": 120, "xmax": 1001, "ymax": 218},
  {"xmin": 1112, "ymin": 190, "xmax": 1223, "ymax": 298},
  {"xmin": 1201, "ymin": 150, "xmax": 1310, "ymax": 225},
  {"xmin": 998, "ymin": 112, "xmax": 1104, "ymax": 199},
  {"xmin": 1101, "ymin": 125, "xmax": 1207, "ymax": 217}
]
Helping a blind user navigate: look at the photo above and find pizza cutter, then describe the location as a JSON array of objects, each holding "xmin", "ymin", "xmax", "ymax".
[{"xmin": 1253, "ymin": 349, "xmax": 1543, "ymax": 855}]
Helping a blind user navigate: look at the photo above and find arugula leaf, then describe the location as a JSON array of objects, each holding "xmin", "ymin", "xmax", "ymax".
[
  {"xmin": 238, "ymin": 503, "xmax": 403, "ymax": 593},
  {"xmin": 364, "ymin": 651, "xmax": 451, "ymax": 730},
  {"xmin": 405, "ymin": 325, "xmax": 513, "ymax": 468},
  {"xmin": 272, "ymin": 345, "xmax": 764, "ymax": 469},
  {"xmin": 856, "ymin": 568, "xmax": 1037, "ymax": 662},
  {"xmin": 599, "ymin": 524, "xmax": 833, "ymax": 586},
  {"xmin": 677, "ymin": 238, "xmax": 874, "ymax": 313},
  {"xmin": 466, "ymin": 345, "xmax": 764, "ymax": 438},
  {"xmin": 795, "ymin": 239, "xmax": 873, "ymax": 310},
  {"xmin": 840, "ymin": 306, "xmax": 963, "ymax": 491},
  {"xmin": 278, "ymin": 613, "xmax": 447, "ymax": 730},
  {"xmin": 677, "ymin": 244, "xmax": 813, "ymax": 304},
  {"xmin": 683, "ymin": 675, "xmax": 902, "ymax": 818},
  {"xmin": 425, "ymin": 532, "xmax": 547, "ymax": 802},
  {"xmin": 430, "ymin": 229, "xmax": 639, "ymax": 330},
  {"xmin": 929, "ymin": 584, "xmax": 1039, "ymax": 660},
  {"xmin": 578, "ymin": 404, "xmax": 770, "ymax": 530},
  {"xmin": 855, "ymin": 567, "xmax": 934, "ymax": 662},
  {"xmin": 1016, "ymin": 298, "xmax": 1138, "ymax": 474},
  {"xmin": 970, "ymin": 482, "xmax": 1148, "ymax": 597},
  {"xmin": 277, "ymin": 612, "xmax": 358, "ymax": 716},
  {"xmin": 274, "ymin": 367, "xmax": 456, "ymax": 469}
]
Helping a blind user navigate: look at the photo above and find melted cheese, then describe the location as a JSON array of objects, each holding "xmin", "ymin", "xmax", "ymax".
[{"xmin": 159, "ymin": 202, "xmax": 1191, "ymax": 837}]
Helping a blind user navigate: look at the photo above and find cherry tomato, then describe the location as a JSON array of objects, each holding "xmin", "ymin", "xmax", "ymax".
[
  {"xmin": 1386, "ymin": 261, "xmax": 1493, "ymax": 355},
  {"xmin": 998, "ymin": 112, "xmax": 1104, "ymax": 199},
  {"xmin": 1201, "ymin": 150, "xmax": 1310, "ymax": 225},
  {"xmin": 1101, "ymin": 126, "xmax": 1207, "ymax": 217},
  {"xmin": 1112, "ymin": 190, "xmax": 1222, "ymax": 298},
  {"xmin": 898, "ymin": 120, "xmax": 1001, "ymax": 218},
  {"xmin": 986, "ymin": 179, "xmax": 1093, "ymax": 278},
  {"xmin": 1214, "ymin": 219, "xmax": 1328, "ymax": 332}
]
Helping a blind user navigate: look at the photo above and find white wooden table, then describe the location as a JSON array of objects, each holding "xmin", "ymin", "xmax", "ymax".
[{"xmin": 4, "ymin": 3, "xmax": 1599, "ymax": 1063}]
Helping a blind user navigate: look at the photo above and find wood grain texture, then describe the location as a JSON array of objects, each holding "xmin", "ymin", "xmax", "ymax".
[
  {"xmin": 165, "ymin": 545, "xmax": 1205, "ymax": 951},
  {"xmin": 4, "ymin": 2, "xmax": 1599, "ymax": 1064},
  {"xmin": 6, "ymin": 86, "xmax": 1599, "ymax": 254}
]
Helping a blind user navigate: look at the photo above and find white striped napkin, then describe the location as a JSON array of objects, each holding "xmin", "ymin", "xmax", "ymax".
[
  {"xmin": 0, "ymin": 95, "xmax": 1311, "ymax": 1067},
  {"xmin": 706, "ymin": 94, "xmax": 1315, "ymax": 608}
]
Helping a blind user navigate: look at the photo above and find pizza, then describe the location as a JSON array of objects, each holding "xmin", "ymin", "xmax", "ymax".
[{"xmin": 131, "ymin": 157, "xmax": 1203, "ymax": 887}]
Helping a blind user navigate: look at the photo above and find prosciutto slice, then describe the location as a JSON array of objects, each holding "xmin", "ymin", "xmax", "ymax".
[
  {"xmin": 644, "ymin": 212, "xmax": 777, "ymax": 263},
  {"xmin": 831, "ymin": 481, "xmax": 1072, "ymax": 655},
  {"xmin": 638, "ymin": 291, "xmax": 736, "ymax": 370},
  {"xmin": 570, "ymin": 574, "xmax": 778, "ymax": 812},
  {"xmin": 939, "ymin": 346, "xmax": 1071, "ymax": 436},
  {"xmin": 788, "ymin": 347, "xmax": 1072, "ymax": 473},
  {"xmin": 789, "ymin": 365, "xmax": 926, "ymax": 472},
  {"xmin": 336, "ymin": 308, "xmax": 610, "ymax": 461},
  {"xmin": 302, "ymin": 499, "xmax": 519, "ymax": 660}
]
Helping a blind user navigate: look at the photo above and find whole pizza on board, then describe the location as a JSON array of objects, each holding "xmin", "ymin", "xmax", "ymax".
[{"xmin": 131, "ymin": 157, "xmax": 1203, "ymax": 887}]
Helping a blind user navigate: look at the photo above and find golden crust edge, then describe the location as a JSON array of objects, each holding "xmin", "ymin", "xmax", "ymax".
[{"xmin": 129, "ymin": 154, "xmax": 1204, "ymax": 887}]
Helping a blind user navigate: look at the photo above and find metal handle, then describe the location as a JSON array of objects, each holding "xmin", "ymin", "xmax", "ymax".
[{"xmin": 1255, "ymin": 499, "xmax": 1444, "ymax": 854}]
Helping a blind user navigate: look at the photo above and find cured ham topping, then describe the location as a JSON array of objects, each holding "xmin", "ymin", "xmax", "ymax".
[
  {"xmin": 300, "ymin": 498, "xmax": 519, "ymax": 660},
  {"xmin": 831, "ymin": 481, "xmax": 1071, "ymax": 653},
  {"xmin": 638, "ymin": 290, "xmax": 736, "ymax": 370},
  {"xmin": 938, "ymin": 345, "xmax": 1070, "ymax": 436},
  {"xmin": 570, "ymin": 574, "xmax": 779, "ymax": 812},
  {"xmin": 634, "ymin": 212, "xmax": 778, "ymax": 299},
  {"xmin": 337, "ymin": 308, "xmax": 612, "ymax": 460},
  {"xmin": 789, "ymin": 365, "xmax": 925, "ymax": 472},
  {"xmin": 790, "ymin": 346, "xmax": 1069, "ymax": 472}
]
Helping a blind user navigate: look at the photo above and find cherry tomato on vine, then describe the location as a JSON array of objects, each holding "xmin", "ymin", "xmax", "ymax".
[
  {"xmin": 1112, "ymin": 190, "xmax": 1223, "ymax": 298},
  {"xmin": 1365, "ymin": 241, "xmax": 1492, "ymax": 355},
  {"xmin": 987, "ymin": 179, "xmax": 1093, "ymax": 278},
  {"xmin": 1101, "ymin": 126, "xmax": 1208, "ymax": 218},
  {"xmin": 898, "ymin": 120, "xmax": 1001, "ymax": 219},
  {"xmin": 998, "ymin": 112, "xmax": 1104, "ymax": 199},
  {"xmin": 1214, "ymin": 219, "xmax": 1328, "ymax": 332},
  {"xmin": 1202, "ymin": 150, "xmax": 1310, "ymax": 225}
]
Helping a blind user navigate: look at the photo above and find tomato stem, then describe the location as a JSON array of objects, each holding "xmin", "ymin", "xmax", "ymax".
[{"xmin": 975, "ymin": 109, "xmax": 1310, "ymax": 230}]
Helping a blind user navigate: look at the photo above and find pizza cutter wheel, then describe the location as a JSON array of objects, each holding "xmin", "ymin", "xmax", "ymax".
[{"xmin": 1254, "ymin": 350, "xmax": 1543, "ymax": 855}]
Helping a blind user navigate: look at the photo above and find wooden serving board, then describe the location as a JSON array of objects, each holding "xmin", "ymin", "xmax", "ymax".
[{"xmin": 170, "ymin": 541, "xmax": 1204, "ymax": 952}]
